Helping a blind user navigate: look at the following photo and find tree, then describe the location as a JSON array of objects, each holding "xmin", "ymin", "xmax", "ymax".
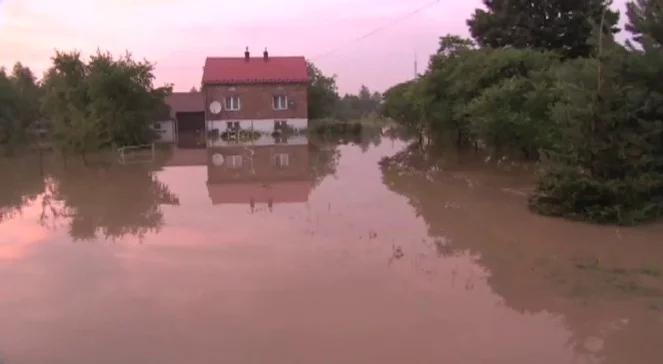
[
  {"xmin": 531, "ymin": 41, "xmax": 663, "ymax": 224},
  {"xmin": 626, "ymin": 0, "xmax": 663, "ymax": 49},
  {"xmin": 307, "ymin": 62, "xmax": 340, "ymax": 119},
  {"xmin": 0, "ymin": 68, "xmax": 16, "ymax": 147},
  {"xmin": 86, "ymin": 51, "xmax": 171, "ymax": 147},
  {"xmin": 42, "ymin": 50, "xmax": 171, "ymax": 159},
  {"xmin": 0, "ymin": 63, "xmax": 42, "ymax": 152},
  {"xmin": 42, "ymin": 51, "xmax": 102, "ymax": 159},
  {"xmin": 468, "ymin": 0, "xmax": 619, "ymax": 58},
  {"xmin": 10, "ymin": 63, "xmax": 42, "ymax": 131}
]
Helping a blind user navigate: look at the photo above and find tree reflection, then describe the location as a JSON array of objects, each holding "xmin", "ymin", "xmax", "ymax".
[
  {"xmin": 308, "ymin": 140, "xmax": 340, "ymax": 187},
  {"xmin": 381, "ymin": 143, "xmax": 663, "ymax": 364},
  {"xmin": 44, "ymin": 160, "xmax": 179, "ymax": 241},
  {"xmin": 0, "ymin": 155, "xmax": 45, "ymax": 223}
]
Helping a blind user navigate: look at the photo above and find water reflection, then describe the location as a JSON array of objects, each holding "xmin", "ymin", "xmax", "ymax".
[
  {"xmin": 381, "ymin": 142, "xmax": 663, "ymax": 364},
  {"xmin": 207, "ymin": 135, "xmax": 312, "ymax": 208},
  {"xmin": 1, "ymin": 154, "xmax": 180, "ymax": 241},
  {"xmin": 2, "ymin": 134, "xmax": 662, "ymax": 364},
  {"xmin": 0, "ymin": 155, "xmax": 45, "ymax": 223},
  {"xmin": 44, "ymin": 161, "xmax": 180, "ymax": 241}
]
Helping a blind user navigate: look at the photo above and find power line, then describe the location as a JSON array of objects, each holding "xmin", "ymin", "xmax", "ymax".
[{"xmin": 313, "ymin": 0, "xmax": 441, "ymax": 60}]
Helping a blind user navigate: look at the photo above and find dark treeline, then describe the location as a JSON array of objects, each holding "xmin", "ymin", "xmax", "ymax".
[
  {"xmin": 307, "ymin": 63, "xmax": 382, "ymax": 120},
  {"xmin": 383, "ymin": 0, "xmax": 663, "ymax": 225},
  {"xmin": 1, "ymin": 51, "xmax": 171, "ymax": 159}
]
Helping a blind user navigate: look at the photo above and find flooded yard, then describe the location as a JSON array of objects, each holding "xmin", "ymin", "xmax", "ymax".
[{"xmin": 1, "ymin": 134, "xmax": 663, "ymax": 364}]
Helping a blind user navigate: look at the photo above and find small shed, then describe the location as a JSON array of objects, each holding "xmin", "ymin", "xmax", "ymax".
[{"xmin": 165, "ymin": 92, "xmax": 205, "ymax": 148}]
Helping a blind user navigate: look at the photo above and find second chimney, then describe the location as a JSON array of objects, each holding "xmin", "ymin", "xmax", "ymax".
[
  {"xmin": 244, "ymin": 47, "xmax": 250, "ymax": 61},
  {"xmin": 263, "ymin": 48, "xmax": 269, "ymax": 61}
]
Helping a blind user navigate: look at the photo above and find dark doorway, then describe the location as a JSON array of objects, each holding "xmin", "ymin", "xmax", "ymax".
[{"xmin": 176, "ymin": 112, "xmax": 206, "ymax": 149}]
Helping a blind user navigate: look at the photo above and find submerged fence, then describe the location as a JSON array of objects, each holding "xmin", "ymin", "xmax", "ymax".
[{"xmin": 117, "ymin": 143, "xmax": 155, "ymax": 165}]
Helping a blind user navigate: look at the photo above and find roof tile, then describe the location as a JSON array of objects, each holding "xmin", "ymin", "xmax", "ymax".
[{"xmin": 203, "ymin": 56, "xmax": 309, "ymax": 85}]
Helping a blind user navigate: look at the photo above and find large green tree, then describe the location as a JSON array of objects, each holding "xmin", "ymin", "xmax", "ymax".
[
  {"xmin": 42, "ymin": 51, "xmax": 171, "ymax": 159},
  {"xmin": 307, "ymin": 62, "xmax": 340, "ymax": 119},
  {"xmin": 468, "ymin": 0, "xmax": 619, "ymax": 58}
]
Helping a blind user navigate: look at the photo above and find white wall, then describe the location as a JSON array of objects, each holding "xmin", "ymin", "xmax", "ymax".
[
  {"xmin": 207, "ymin": 134, "xmax": 309, "ymax": 148},
  {"xmin": 153, "ymin": 120, "xmax": 175, "ymax": 143},
  {"xmin": 207, "ymin": 118, "xmax": 308, "ymax": 134}
]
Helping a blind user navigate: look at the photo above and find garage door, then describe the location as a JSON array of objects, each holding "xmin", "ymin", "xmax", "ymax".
[{"xmin": 176, "ymin": 112, "xmax": 206, "ymax": 148}]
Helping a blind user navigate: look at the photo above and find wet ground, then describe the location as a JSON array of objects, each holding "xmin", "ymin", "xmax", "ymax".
[{"xmin": 1, "ymin": 134, "xmax": 662, "ymax": 364}]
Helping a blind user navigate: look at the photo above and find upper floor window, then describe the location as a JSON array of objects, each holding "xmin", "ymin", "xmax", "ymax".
[
  {"xmin": 273, "ymin": 95, "xmax": 288, "ymax": 110},
  {"xmin": 225, "ymin": 96, "xmax": 241, "ymax": 111}
]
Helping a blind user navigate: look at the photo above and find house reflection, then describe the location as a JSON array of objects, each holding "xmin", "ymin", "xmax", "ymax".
[{"xmin": 206, "ymin": 134, "xmax": 312, "ymax": 208}]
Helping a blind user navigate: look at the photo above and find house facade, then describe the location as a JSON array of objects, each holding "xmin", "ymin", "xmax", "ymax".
[{"xmin": 202, "ymin": 50, "xmax": 309, "ymax": 135}]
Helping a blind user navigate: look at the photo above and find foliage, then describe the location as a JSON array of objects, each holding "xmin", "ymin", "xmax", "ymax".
[
  {"xmin": 307, "ymin": 62, "xmax": 340, "ymax": 119},
  {"xmin": 307, "ymin": 61, "xmax": 383, "ymax": 121},
  {"xmin": 465, "ymin": 51, "xmax": 561, "ymax": 158},
  {"xmin": 531, "ymin": 41, "xmax": 663, "ymax": 225},
  {"xmin": 0, "ymin": 63, "xmax": 42, "ymax": 153},
  {"xmin": 468, "ymin": 0, "xmax": 619, "ymax": 58},
  {"xmin": 384, "ymin": 8, "xmax": 663, "ymax": 224},
  {"xmin": 335, "ymin": 85, "xmax": 382, "ymax": 120},
  {"xmin": 626, "ymin": 0, "xmax": 663, "ymax": 49},
  {"xmin": 385, "ymin": 36, "xmax": 560, "ymax": 157},
  {"xmin": 41, "ymin": 51, "xmax": 171, "ymax": 158}
]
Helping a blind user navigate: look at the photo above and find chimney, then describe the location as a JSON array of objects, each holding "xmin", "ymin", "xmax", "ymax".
[
  {"xmin": 263, "ymin": 48, "xmax": 269, "ymax": 61},
  {"xmin": 244, "ymin": 47, "xmax": 250, "ymax": 61}
]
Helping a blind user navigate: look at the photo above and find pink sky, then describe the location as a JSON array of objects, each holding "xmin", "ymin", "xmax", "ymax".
[{"xmin": 0, "ymin": 0, "xmax": 629, "ymax": 94}]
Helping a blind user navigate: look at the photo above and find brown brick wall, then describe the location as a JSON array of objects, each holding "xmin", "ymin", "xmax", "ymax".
[
  {"xmin": 204, "ymin": 83, "xmax": 308, "ymax": 120},
  {"xmin": 207, "ymin": 144, "xmax": 310, "ymax": 183}
]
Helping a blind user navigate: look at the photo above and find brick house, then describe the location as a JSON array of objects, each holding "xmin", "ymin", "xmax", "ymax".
[{"xmin": 202, "ymin": 49, "xmax": 309, "ymax": 136}]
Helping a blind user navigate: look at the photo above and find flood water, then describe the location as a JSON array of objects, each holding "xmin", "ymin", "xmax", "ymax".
[{"xmin": 1, "ymin": 132, "xmax": 663, "ymax": 364}]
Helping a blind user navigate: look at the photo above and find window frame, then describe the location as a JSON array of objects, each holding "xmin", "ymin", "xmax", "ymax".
[
  {"xmin": 226, "ymin": 121, "xmax": 240, "ymax": 131},
  {"xmin": 225, "ymin": 96, "xmax": 241, "ymax": 111},
  {"xmin": 274, "ymin": 153, "xmax": 290, "ymax": 168},
  {"xmin": 273, "ymin": 95, "xmax": 288, "ymax": 111},
  {"xmin": 227, "ymin": 155, "xmax": 243, "ymax": 169}
]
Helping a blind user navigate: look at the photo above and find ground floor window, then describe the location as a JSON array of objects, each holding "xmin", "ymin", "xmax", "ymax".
[
  {"xmin": 227, "ymin": 121, "xmax": 240, "ymax": 131},
  {"xmin": 274, "ymin": 120, "xmax": 288, "ymax": 131}
]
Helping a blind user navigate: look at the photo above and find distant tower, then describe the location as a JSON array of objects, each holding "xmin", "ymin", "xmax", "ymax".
[{"xmin": 414, "ymin": 51, "xmax": 419, "ymax": 78}]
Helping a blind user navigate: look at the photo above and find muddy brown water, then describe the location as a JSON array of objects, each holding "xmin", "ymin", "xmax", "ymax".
[{"xmin": 1, "ymin": 135, "xmax": 662, "ymax": 364}]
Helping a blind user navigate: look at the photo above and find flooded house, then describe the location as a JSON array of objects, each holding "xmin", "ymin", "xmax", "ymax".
[{"xmin": 202, "ymin": 49, "xmax": 309, "ymax": 136}]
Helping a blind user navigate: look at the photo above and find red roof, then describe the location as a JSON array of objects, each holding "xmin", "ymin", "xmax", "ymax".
[
  {"xmin": 166, "ymin": 92, "xmax": 204, "ymax": 117},
  {"xmin": 207, "ymin": 181, "xmax": 312, "ymax": 205},
  {"xmin": 203, "ymin": 56, "xmax": 309, "ymax": 85}
]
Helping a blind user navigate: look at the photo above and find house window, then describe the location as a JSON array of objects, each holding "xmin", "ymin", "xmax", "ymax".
[
  {"xmin": 225, "ymin": 96, "xmax": 241, "ymax": 111},
  {"xmin": 226, "ymin": 121, "xmax": 240, "ymax": 131},
  {"xmin": 274, "ymin": 120, "xmax": 288, "ymax": 131},
  {"xmin": 227, "ymin": 155, "xmax": 243, "ymax": 169},
  {"xmin": 273, "ymin": 95, "xmax": 288, "ymax": 110},
  {"xmin": 274, "ymin": 153, "xmax": 290, "ymax": 168}
]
